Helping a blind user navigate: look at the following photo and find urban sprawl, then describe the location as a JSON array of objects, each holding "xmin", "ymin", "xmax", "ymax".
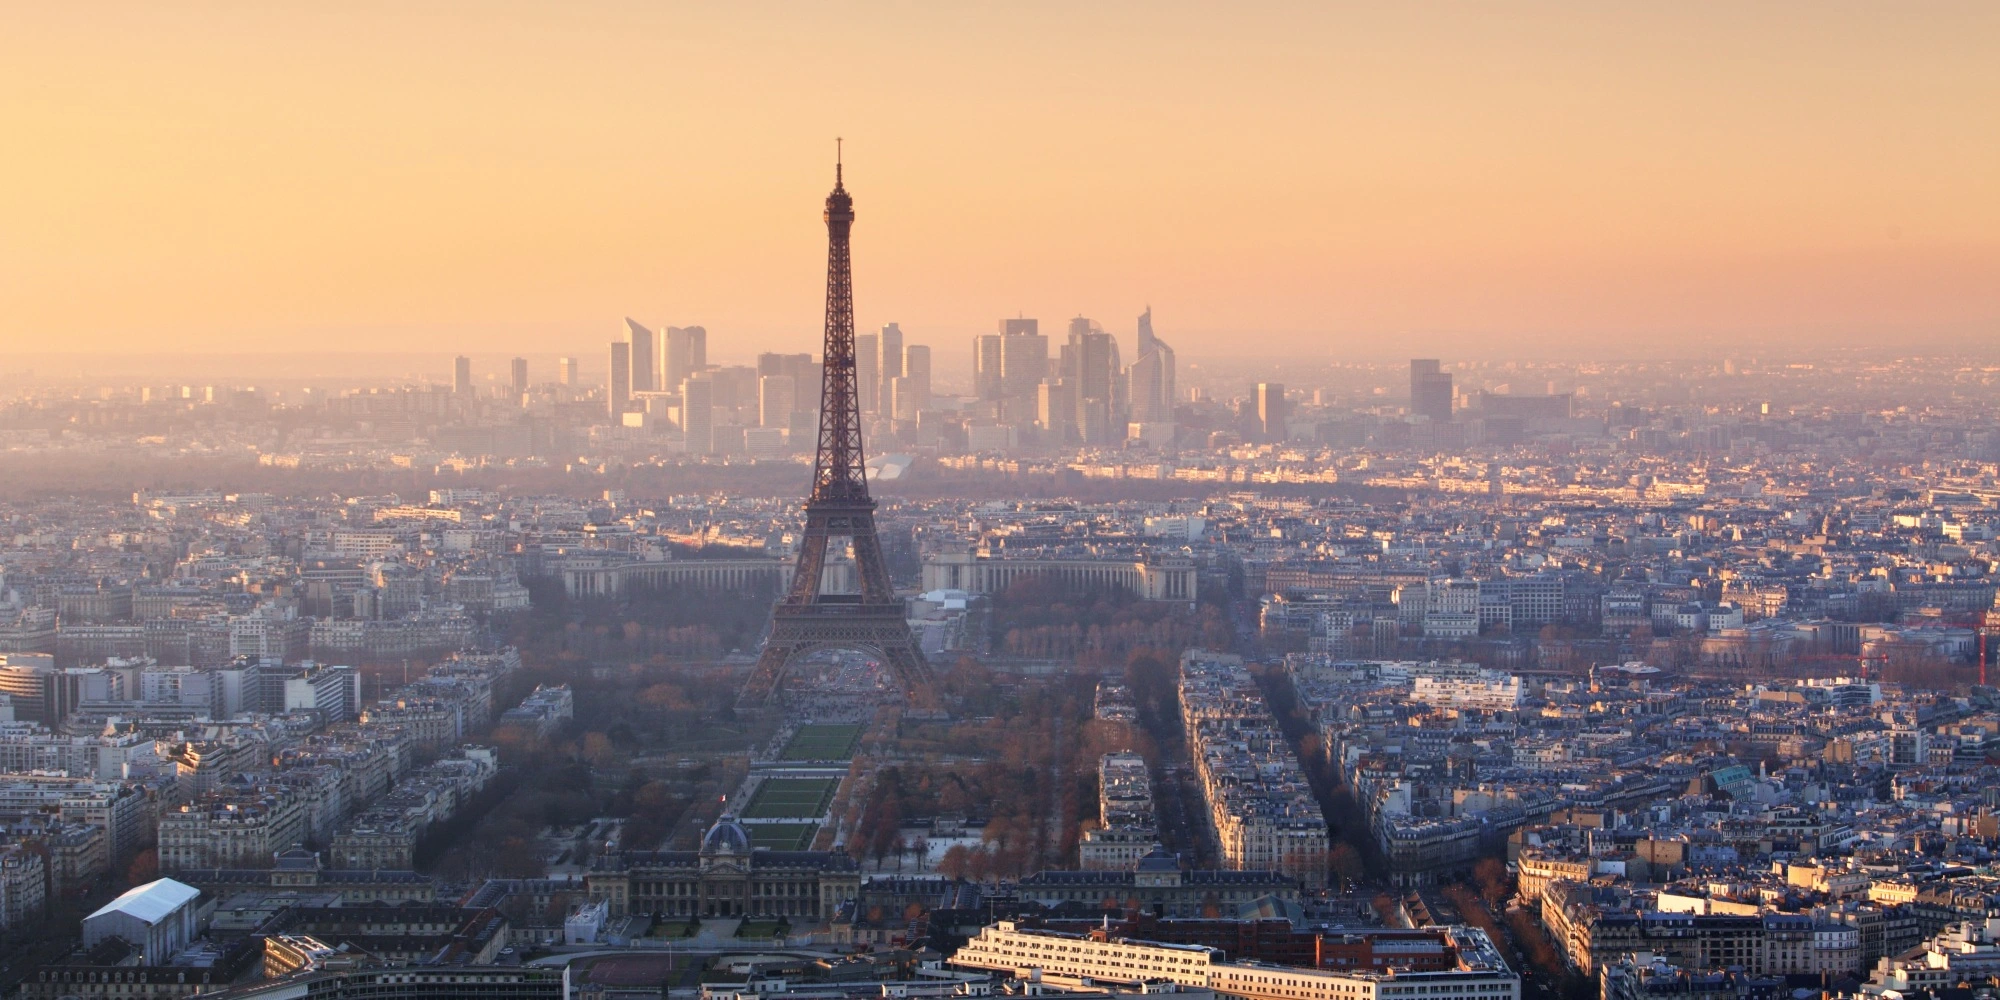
[{"xmin": 0, "ymin": 341, "xmax": 1996, "ymax": 1000}]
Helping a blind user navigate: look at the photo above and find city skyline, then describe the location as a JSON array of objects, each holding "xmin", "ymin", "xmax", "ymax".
[
  {"xmin": 4, "ymin": 3, "xmax": 1996, "ymax": 360},
  {"xmin": 7, "ymin": 6, "xmax": 2000, "ymax": 997}
]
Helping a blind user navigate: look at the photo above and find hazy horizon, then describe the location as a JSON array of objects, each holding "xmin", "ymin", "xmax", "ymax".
[
  {"xmin": 4, "ymin": 2, "xmax": 1996, "ymax": 360},
  {"xmin": 7, "ymin": 333, "xmax": 1999, "ymax": 388}
]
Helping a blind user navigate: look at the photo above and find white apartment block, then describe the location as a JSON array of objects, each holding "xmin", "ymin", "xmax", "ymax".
[{"xmin": 951, "ymin": 921, "xmax": 1520, "ymax": 1000}]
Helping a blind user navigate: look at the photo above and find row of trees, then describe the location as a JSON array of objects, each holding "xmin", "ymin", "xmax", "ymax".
[
  {"xmin": 844, "ymin": 674, "xmax": 1118, "ymax": 877},
  {"xmin": 411, "ymin": 602, "xmax": 765, "ymax": 881},
  {"xmin": 521, "ymin": 575, "xmax": 776, "ymax": 663},
  {"xmin": 1003, "ymin": 619, "xmax": 1217, "ymax": 660},
  {"xmin": 991, "ymin": 575, "xmax": 1234, "ymax": 667}
]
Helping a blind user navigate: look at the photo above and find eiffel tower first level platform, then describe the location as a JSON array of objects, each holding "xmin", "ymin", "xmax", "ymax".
[{"xmin": 739, "ymin": 148, "xmax": 935, "ymax": 709}]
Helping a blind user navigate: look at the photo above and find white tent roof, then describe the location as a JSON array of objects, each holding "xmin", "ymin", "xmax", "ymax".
[
  {"xmin": 866, "ymin": 453, "xmax": 915, "ymax": 481},
  {"xmin": 86, "ymin": 878, "xmax": 200, "ymax": 925}
]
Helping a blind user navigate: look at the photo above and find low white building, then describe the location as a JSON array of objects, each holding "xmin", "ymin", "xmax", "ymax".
[
  {"xmin": 82, "ymin": 878, "xmax": 201, "ymax": 965},
  {"xmin": 565, "ymin": 898, "xmax": 609, "ymax": 945},
  {"xmin": 951, "ymin": 921, "xmax": 1520, "ymax": 1000},
  {"xmin": 1410, "ymin": 671, "xmax": 1522, "ymax": 712}
]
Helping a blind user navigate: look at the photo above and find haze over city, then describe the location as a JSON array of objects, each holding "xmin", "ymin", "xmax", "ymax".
[
  {"xmin": 4, "ymin": 2, "xmax": 1996, "ymax": 362},
  {"xmin": 5, "ymin": 7, "xmax": 2000, "ymax": 1000}
]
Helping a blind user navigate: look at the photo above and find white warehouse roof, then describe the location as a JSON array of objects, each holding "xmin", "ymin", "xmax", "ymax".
[{"xmin": 86, "ymin": 878, "xmax": 200, "ymax": 926}]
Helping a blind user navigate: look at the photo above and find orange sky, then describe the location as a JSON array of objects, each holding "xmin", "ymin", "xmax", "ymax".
[{"xmin": 2, "ymin": 2, "xmax": 1996, "ymax": 361}]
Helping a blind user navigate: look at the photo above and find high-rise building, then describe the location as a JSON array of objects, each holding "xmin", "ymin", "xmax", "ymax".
[
  {"xmin": 1410, "ymin": 359, "xmax": 1453, "ymax": 422},
  {"xmin": 1128, "ymin": 307, "xmax": 1176, "ymax": 422},
  {"xmin": 759, "ymin": 374, "xmax": 796, "ymax": 429},
  {"xmin": 1067, "ymin": 318, "xmax": 1120, "ymax": 444},
  {"xmin": 999, "ymin": 318, "xmax": 1048, "ymax": 404},
  {"xmin": 1037, "ymin": 379, "xmax": 1076, "ymax": 443},
  {"xmin": 855, "ymin": 332, "xmax": 880, "ymax": 414},
  {"xmin": 888, "ymin": 376, "xmax": 914, "ymax": 421},
  {"xmin": 452, "ymin": 356, "xmax": 472, "ymax": 396},
  {"xmin": 624, "ymin": 318, "xmax": 656, "ymax": 392},
  {"xmin": 607, "ymin": 341, "xmax": 631, "ymax": 419},
  {"xmin": 760, "ymin": 351, "xmax": 824, "ymax": 441},
  {"xmin": 710, "ymin": 364, "xmax": 760, "ymax": 414},
  {"xmin": 893, "ymin": 343, "xmax": 931, "ymax": 420},
  {"xmin": 757, "ymin": 352, "xmax": 812, "ymax": 377},
  {"xmin": 680, "ymin": 374, "xmax": 713, "ymax": 454},
  {"xmin": 1127, "ymin": 352, "xmax": 1164, "ymax": 427},
  {"xmin": 664, "ymin": 326, "xmax": 707, "ymax": 390},
  {"xmin": 558, "ymin": 356, "xmax": 578, "ymax": 386},
  {"xmin": 1256, "ymin": 382, "xmax": 1287, "ymax": 442},
  {"xmin": 904, "ymin": 343, "xmax": 931, "ymax": 392},
  {"xmin": 879, "ymin": 323, "xmax": 903, "ymax": 412},
  {"xmin": 509, "ymin": 357, "xmax": 528, "ymax": 395},
  {"xmin": 973, "ymin": 333, "xmax": 1004, "ymax": 401}
]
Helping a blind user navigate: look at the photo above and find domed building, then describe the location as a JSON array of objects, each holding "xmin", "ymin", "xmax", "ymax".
[
  {"xmin": 586, "ymin": 814, "xmax": 860, "ymax": 921},
  {"xmin": 702, "ymin": 816, "xmax": 753, "ymax": 855}
]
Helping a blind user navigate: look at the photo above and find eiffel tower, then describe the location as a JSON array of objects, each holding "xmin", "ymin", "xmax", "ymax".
[{"xmin": 740, "ymin": 149, "xmax": 934, "ymax": 707}]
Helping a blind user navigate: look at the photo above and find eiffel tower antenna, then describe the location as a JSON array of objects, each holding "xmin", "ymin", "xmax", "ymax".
[{"xmin": 741, "ymin": 153, "xmax": 933, "ymax": 709}]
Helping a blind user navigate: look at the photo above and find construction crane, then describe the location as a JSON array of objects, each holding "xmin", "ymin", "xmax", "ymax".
[{"xmin": 1927, "ymin": 609, "xmax": 2000, "ymax": 686}]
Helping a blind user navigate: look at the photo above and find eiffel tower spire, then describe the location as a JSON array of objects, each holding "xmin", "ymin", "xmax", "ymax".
[
  {"xmin": 809, "ymin": 142, "xmax": 866, "ymax": 505},
  {"xmin": 741, "ymin": 152, "xmax": 934, "ymax": 708}
]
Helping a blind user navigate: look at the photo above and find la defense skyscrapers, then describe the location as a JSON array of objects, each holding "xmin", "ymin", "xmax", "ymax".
[
  {"xmin": 1255, "ymin": 382, "xmax": 1286, "ymax": 442},
  {"xmin": 878, "ymin": 322, "xmax": 904, "ymax": 415},
  {"xmin": 1065, "ymin": 318, "xmax": 1122, "ymax": 445},
  {"xmin": 971, "ymin": 309, "xmax": 1174, "ymax": 446},
  {"xmin": 664, "ymin": 326, "xmax": 707, "ymax": 391},
  {"xmin": 624, "ymin": 317, "xmax": 656, "ymax": 392},
  {"xmin": 1127, "ymin": 306, "xmax": 1175, "ymax": 423},
  {"xmin": 606, "ymin": 341, "xmax": 630, "ymax": 419}
]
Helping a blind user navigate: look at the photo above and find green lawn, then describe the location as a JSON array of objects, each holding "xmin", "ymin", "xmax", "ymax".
[
  {"xmin": 740, "ymin": 777, "xmax": 840, "ymax": 819},
  {"xmin": 746, "ymin": 823, "xmax": 819, "ymax": 850},
  {"xmin": 781, "ymin": 724, "xmax": 863, "ymax": 761}
]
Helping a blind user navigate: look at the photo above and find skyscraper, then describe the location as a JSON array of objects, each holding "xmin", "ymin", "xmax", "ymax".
[
  {"xmin": 625, "ymin": 318, "xmax": 656, "ymax": 392},
  {"xmin": 510, "ymin": 357, "xmax": 528, "ymax": 395},
  {"xmin": 757, "ymin": 351, "xmax": 812, "ymax": 377},
  {"xmin": 759, "ymin": 374, "xmax": 796, "ymax": 429},
  {"xmin": 878, "ymin": 322, "xmax": 903, "ymax": 413},
  {"xmin": 664, "ymin": 326, "xmax": 707, "ymax": 390},
  {"xmin": 1256, "ymin": 382, "xmax": 1287, "ymax": 442},
  {"xmin": 680, "ymin": 374, "xmax": 713, "ymax": 454},
  {"xmin": 710, "ymin": 365, "xmax": 760, "ymax": 413},
  {"xmin": 855, "ymin": 331, "xmax": 880, "ymax": 414},
  {"xmin": 1038, "ymin": 379, "xmax": 1076, "ymax": 443},
  {"xmin": 558, "ymin": 356, "xmax": 578, "ymax": 386},
  {"xmin": 888, "ymin": 376, "xmax": 913, "ymax": 421},
  {"xmin": 607, "ymin": 342, "xmax": 631, "ymax": 419},
  {"xmin": 1067, "ymin": 317, "xmax": 1119, "ymax": 443},
  {"xmin": 1410, "ymin": 359, "xmax": 1453, "ymax": 422},
  {"xmin": 999, "ymin": 318, "xmax": 1048, "ymax": 406},
  {"xmin": 972, "ymin": 333, "xmax": 1004, "ymax": 401},
  {"xmin": 895, "ymin": 343, "xmax": 932, "ymax": 418},
  {"xmin": 1128, "ymin": 307, "xmax": 1176, "ymax": 422},
  {"xmin": 1127, "ymin": 352, "xmax": 1164, "ymax": 426},
  {"xmin": 453, "ymin": 356, "xmax": 472, "ymax": 396}
]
